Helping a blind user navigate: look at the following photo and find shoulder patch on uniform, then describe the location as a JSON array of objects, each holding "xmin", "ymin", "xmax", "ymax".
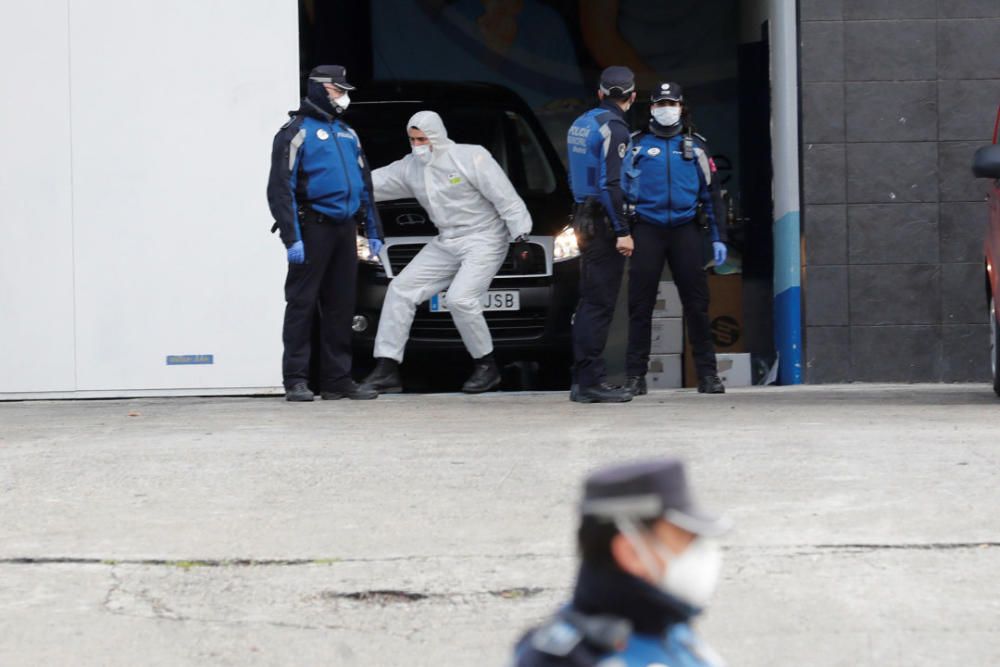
[
  {"xmin": 618, "ymin": 142, "xmax": 627, "ymax": 158},
  {"xmin": 531, "ymin": 620, "xmax": 583, "ymax": 657}
]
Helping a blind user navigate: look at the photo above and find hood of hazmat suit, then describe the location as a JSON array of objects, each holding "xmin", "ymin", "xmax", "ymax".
[{"xmin": 371, "ymin": 110, "xmax": 532, "ymax": 241}]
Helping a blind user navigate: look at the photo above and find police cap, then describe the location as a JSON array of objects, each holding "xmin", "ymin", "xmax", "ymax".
[
  {"xmin": 651, "ymin": 82, "xmax": 683, "ymax": 103},
  {"xmin": 308, "ymin": 64, "xmax": 355, "ymax": 91},
  {"xmin": 580, "ymin": 458, "xmax": 731, "ymax": 537},
  {"xmin": 599, "ymin": 66, "xmax": 636, "ymax": 98}
]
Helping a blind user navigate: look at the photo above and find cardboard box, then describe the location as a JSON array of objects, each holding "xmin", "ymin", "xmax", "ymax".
[
  {"xmin": 650, "ymin": 317, "xmax": 684, "ymax": 355},
  {"xmin": 653, "ymin": 281, "xmax": 683, "ymax": 319},
  {"xmin": 684, "ymin": 274, "xmax": 744, "ymax": 386},
  {"xmin": 648, "ymin": 354, "xmax": 682, "ymax": 389},
  {"xmin": 716, "ymin": 353, "xmax": 752, "ymax": 388}
]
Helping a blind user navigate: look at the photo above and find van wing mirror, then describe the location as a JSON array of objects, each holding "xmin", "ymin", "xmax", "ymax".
[{"xmin": 972, "ymin": 144, "xmax": 1000, "ymax": 179}]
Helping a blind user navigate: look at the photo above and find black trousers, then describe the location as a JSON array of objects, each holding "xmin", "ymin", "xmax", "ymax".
[
  {"xmin": 626, "ymin": 220, "xmax": 718, "ymax": 379},
  {"xmin": 572, "ymin": 208, "xmax": 626, "ymax": 388},
  {"xmin": 282, "ymin": 218, "xmax": 357, "ymax": 391}
]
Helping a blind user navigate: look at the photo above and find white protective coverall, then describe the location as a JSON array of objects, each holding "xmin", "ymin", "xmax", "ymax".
[{"xmin": 372, "ymin": 110, "xmax": 532, "ymax": 361}]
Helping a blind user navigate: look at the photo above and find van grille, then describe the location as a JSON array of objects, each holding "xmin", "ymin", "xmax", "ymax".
[
  {"xmin": 409, "ymin": 311, "xmax": 546, "ymax": 342},
  {"xmin": 386, "ymin": 243, "xmax": 546, "ymax": 277}
]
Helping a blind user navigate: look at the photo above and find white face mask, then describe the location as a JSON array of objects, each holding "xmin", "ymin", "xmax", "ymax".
[
  {"xmin": 652, "ymin": 106, "xmax": 681, "ymax": 127},
  {"xmin": 412, "ymin": 144, "xmax": 432, "ymax": 163},
  {"xmin": 331, "ymin": 92, "xmax": 350, "ymax": 112},
  {"xmin": 617, "ymin": 520, "xmax": 722, "ymax": 609}
]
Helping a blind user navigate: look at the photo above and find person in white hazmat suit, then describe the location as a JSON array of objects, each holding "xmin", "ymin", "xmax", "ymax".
[{"xmin": 360, "ymin": 110, "xmax": 533, "ymax": 394}]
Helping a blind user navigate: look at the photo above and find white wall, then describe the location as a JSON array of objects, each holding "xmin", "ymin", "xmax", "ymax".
[
  {"xmin": 0, "ymin": 4, "xmax": 77, "ymax": 393},
  {"xmin": 1, "ymin": 0, "xmax": 298, "ymax": 396}
]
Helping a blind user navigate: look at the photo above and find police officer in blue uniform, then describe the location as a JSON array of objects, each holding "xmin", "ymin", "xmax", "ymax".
[
  {"xmin": 267, "ymin": 65, "xmax": 383, "ymax": 402},
  {"xmin": 622, "ymin": 83, "xmax": 727, "ymax": 396},
  {"xmin": 511, "ymin": 459, "xmax": 731, "ymax": 666},
  {"xmin": 567, "ymin": 66, "xmax": 637, "ymax": 404}
]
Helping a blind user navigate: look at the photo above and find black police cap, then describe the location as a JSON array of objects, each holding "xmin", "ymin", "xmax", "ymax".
[
  {"xmin": 309, "ymin": 64, "xmax": 355, "ymax": 91},
  {"xmin": 651, "ymin": 82, "xmax": 683, "ymax": 103},
  {"xmin": 580, "ymin": 459, "xmax": 731, "ymax": 537},
  {"xmin": 599, "ymin": 66, "xmax": 635, "ymax": 97}
]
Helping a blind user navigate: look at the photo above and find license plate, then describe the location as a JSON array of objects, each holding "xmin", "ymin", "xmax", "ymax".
[{"xmin": 429, "ymin": 290, "xmax": 520, "ymax": 312}]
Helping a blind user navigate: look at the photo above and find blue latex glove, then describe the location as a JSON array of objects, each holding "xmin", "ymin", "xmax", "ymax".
[
  {"xmin": 369, "ymin": 238, "xmax": 384, "ymax": 258},
  {"xmin": 287, "ymin": 240, "xmax": 305, "ymax": 264},
  {"xmin": 713, "ymin": 241, "xmax": 727, "ymax": 266}
]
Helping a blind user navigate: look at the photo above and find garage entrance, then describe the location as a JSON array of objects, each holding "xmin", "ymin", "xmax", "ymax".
[{"xmin": 299, "ymin": 0, "xmax": 790, "ymax": 390}]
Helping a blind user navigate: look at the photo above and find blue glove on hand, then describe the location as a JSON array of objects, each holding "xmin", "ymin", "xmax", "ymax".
[
  {"xmin": 713, "ymin": 241, "xmax": 727, "ymax": 266},
  {"xmin": 287, "ymin": 240, "xmax": 305, "ymax": 264},
  {"xmin": 369, "ymin": 238, "xmax": 384, "ymax": 257}
]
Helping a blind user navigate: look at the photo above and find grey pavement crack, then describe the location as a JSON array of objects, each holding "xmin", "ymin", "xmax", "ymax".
[{"xmin": 1, "ymin": 542, "xmax": 997, "ymax": 568}]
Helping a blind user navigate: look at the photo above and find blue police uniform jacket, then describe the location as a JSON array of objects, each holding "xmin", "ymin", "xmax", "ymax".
[
  {"xmin": 512, "ymin": 563, "xmax": 726, "ymax": 667},
  {"xmin": 622, "ymin": 130, "xmax": 720, "ymax": 243},
  {"xmin": 514, "ymin": 615, "xmax": 725, "ymax": 667},
  {"xmin": 267, "ymin": 99, "xmax": 382, "ymax": 248},
  {"xmin": 566, "ymin": 100, "xmax": 631, "ymax": 236}
]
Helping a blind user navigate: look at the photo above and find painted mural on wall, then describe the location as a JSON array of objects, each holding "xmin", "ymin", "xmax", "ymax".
[{"xmin": 370, "ymin": 0, "xmax": 740, "ymax": 184}]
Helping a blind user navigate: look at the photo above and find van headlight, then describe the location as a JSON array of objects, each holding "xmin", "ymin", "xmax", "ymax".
[
  {"xmin": 356, "ymin": 235, "xmax": 381, "ymax": 265},
  {"xmin": 553, "ymin": 225, "xmax": 580, "ymax": 262}
]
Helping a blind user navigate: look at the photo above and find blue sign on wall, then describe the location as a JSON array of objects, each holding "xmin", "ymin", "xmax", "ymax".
[{"xmin": 166, "ymin": 355, "xmax": 214, "ymax": 366}]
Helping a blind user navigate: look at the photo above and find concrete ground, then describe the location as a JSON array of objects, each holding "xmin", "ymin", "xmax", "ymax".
[{"xmin": 1, "ymin": 384, "xmax": 998, "ymax": 666}]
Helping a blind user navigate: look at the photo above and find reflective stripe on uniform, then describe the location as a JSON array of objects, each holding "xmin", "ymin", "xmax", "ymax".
[
  {"xmin": 599, "ymin": 123, "xmax": 612, "ymax": 158},
  {"xmin": 288, "ymin": 128, "xmax": 306, "ymax": 171},
  {"xmin": 694, "ymin": 146, "xmax": 712, "ymax": 185}
]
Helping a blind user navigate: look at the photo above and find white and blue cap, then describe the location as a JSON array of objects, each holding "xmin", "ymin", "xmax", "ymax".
[
  {"xmin": 599, "ymin": 66, "xmax": 636, "ymax": 97},
  {"xmin": 580, "ymin": 458, "xmax": 731, "ymax": 537},
  {"xmin": 651, "ymin": 82, "xmax": 684, "ymax": 103},
  {"xmin": 308, "ymin": 64, "xmax": 355, "ymax": 91}
]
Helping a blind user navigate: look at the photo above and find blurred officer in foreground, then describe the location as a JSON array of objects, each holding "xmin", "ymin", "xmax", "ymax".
[
  {"xmin": 267, "ymin": 65, "xmax": 383, "ymax": 402},
  {"xmin": 512, "ymin": 459, "xmax": 731, "ymax": 666},
  {"xmin": 623, "ymin": 83, "xmax": 727, "ymax": 396},
  {"xmin": 567, "ymin": 66, "xmax": 636, "ymax": 404}
]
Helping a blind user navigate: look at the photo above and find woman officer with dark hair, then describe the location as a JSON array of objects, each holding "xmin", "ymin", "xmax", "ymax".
[{"xmin": 622, "ymin": 82, "xmax": 727, "ymax": 396}]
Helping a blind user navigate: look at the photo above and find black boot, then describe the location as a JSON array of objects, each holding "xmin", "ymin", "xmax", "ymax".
[
  {"xmin": 321, "ymin": 380, "xmax": 378, "ymax": 401},
  {"xmin": 572, "ymin": 382, "xmax": 634, "ymax": 404},
  {"xmin": 462, "ymin": 354, "xmax": 501, "ymax": 394},
  {"xmin": 284, "ymin": 382, "xmax": 314, "ymax": 402},
  {"xmin": 624, "ymin": 375, "xmax": 648, "ymax": 396},
  {"xmin": 697, "ymin": 375, "xmax": 726, "ymax": 394},
  {"xmin": 360, "ymin": 358, "xmax": 403, "ymax": 394}
]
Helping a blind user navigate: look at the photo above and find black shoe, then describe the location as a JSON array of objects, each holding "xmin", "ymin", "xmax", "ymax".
[
  {"xmin": 321, "ymin": 380, "xmax": 378, "ymax": 401},
  {"xmin": 360, "ymin": 358, "xmax": 403, "ymax": 394},
  {"xmin": 284, "ymin": 383, "xmax": 314, "ymax": 402},
  {"xmin": 462, "ymin": 355, "xmax": 501, "ymax": 394},
  {"xmin": 572, "ymin": 383, "xmax": 634, "ymax": 404},
  {"xmin": 697, "ymin": 375, "xmax": 726, "ymax": 394},
  {"xmin": 624, "ymin": 375, "xmax": 648, "ymax": 396}
]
